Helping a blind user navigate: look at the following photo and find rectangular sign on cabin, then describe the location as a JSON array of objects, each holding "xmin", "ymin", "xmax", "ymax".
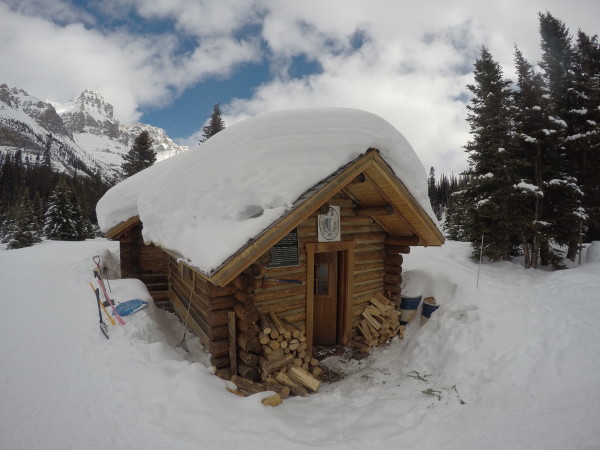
[{"xmin": 267, "ymin": 228, "xmax": 300, "ymax": 268}]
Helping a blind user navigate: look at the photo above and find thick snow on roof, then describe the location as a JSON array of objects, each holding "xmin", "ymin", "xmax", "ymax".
[{"xmin": 97, "ymin": 108, "xmax": 438, "ymax": 274}]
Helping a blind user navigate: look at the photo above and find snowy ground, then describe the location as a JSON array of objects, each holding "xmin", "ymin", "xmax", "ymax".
[{"xmin": 1, "ymin": 239, "xmax": 599, "ymax": 450}]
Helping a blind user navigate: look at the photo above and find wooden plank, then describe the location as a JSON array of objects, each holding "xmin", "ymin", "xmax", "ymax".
[
  {"xmin": 228, "ymin": 312, "xmax": 237, "ymax": 376},
  {"xmin": 104, "ymin": 215, "xmax": 141, "ymax": 239},
  {"xmin": 385, "ymin": 235, "xmax": 420, "ymax": 246},
  {"xmin": 288, "ymin": 366, "xmax": 320, "ymax": 392},
  {"xmin": 353, "ymin": 204, "xmax": 393, "ymax": 217}
]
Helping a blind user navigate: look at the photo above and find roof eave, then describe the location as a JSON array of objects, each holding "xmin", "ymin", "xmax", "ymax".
[{"xmin": 104, "ymin": 215, "xmax": 141, "ymax": 240}]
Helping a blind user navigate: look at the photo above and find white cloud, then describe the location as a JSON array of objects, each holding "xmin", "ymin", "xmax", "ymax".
[
  {"xmin": 0, "ymin": 1, "xmax": 260, "ymax": 122},
  {"xmin": 1, "ymin": 0, "xmax": 599, "ymax": 174}
]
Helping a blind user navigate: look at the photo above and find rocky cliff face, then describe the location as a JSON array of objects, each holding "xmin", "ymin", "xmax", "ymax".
[
  {"xmin": 57, "ymin": 89, "xmax": 120, "ymax": 138},
  {"xmin": 0, "ymin": 84, "xmax": 188, "ymax": 182}
]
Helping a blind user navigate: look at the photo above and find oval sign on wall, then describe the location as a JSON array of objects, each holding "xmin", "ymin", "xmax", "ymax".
[{"xmin": 318, "ymin": 206, "xmax": 341, "ymax": 242}]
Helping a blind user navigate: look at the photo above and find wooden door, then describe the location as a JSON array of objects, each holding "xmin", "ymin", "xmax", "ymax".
[{"xmin": 313, "ymin": 251, "xmax": 338, "ymax": 345}]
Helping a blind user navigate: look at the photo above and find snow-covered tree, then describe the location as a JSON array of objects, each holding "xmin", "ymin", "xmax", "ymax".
[
  {"xmin": 570, "ymin": 31, "xmax": 600, "ymax": 241},
  {"xmin": 462, "ymin": 47, "xmax": 523, "ymax": 261},
  {"xmin": 538, "ymin": 12, "xmax": 586, "ymax": 261},
  {"xmin": 4, "ymin": 193, "xmax": 43, "ymax": 249},
  {"xmin": 43, "ymin": 184, "xmax": 86, "ymax": 241}
]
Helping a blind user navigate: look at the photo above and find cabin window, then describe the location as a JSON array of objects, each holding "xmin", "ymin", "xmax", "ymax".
[{"xmin": 314, "ymin": 264, "xmax": 329, "ymax": 295}]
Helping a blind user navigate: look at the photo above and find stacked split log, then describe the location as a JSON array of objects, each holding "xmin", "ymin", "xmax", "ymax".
[
  {"xmin": 227, "ymin": 254, "xmax": 321, "ymax": 401},
  {"xmin": 258, "ymin": 312, "xmax": 322, "ymax": 387},
  {"xmin": 230, "ymin": 310, "xmax": 322, "ymax": 399},
  {"xmin": 351, "ymin": 292, "xmax": 403, "ymax": 351}
]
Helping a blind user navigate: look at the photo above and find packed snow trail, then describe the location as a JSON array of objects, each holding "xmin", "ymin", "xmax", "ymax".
[{"xmin": 1, "ymin": 239, "xmax": 599, "ymax": 449}]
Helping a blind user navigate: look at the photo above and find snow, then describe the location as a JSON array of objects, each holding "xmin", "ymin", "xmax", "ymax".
[
  {"xmin": 515, "ymin": 180, "xmax": 543, "ymax": 196},
  {"xmin": 1, "ymin": 239, "xmax": 600, "ymax": 449},
  {"xmin": 520, "ymin": 133, "xmax": 537, "ymax": 143},
  {"xmin": 97, "ymin": 108, "xmax": 439, "ymax": 275},
  {"xmin": 549, "ymin": 116, "xmax": 568, "ymax": 128}
]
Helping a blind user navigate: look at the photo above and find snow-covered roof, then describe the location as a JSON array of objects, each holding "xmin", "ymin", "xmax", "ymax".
[{"xmin": 97, "ymin": 107, "xmax": 440, "ymax": 275}]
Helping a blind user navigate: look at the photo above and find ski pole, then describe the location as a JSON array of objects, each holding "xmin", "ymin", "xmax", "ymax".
[
  {"xmin": 103, "ymin": 266, "xmax": 112, "ymax": 292},
  {"xmin": 93, "ymin": 256, "xmax": 125, "ymax": 325},
  {"xmin": 90, "ymin": 282, "xmax": 109, "ymax": 339}
]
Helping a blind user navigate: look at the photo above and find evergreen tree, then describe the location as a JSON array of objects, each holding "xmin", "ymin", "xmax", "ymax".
[
  {"xmin": 462, "ymin": 47, "xmax": 522, "ymax": 261},
  {"xmin": 199, "ymin": 104, "xmax": 225, "ymax": 143},
  {"xmin": 538, "ymin": 12, "xmax": 585, "ymax": 261},
  {"xmin": 4, "ymin": 192, "xmax": 42, "ymax": 249},
  {"xmin": 511, "ymin": 48, "xmax": 554, "ymax": 268},
  {"xmin": 121, "ymin": 131, "xmax": 156, "ymax": 178},
  {"xmin": 43, "ymin": 183, "xmax": 85, "ymax": 241},
  {"xmin": 571, "ymin": 31, "xmax": 600, "ymax": 241}
]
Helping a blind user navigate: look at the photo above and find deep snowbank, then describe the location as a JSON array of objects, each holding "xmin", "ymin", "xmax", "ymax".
[{"xmin": 1, "ymin": 239, "xmax": 599, "ymax": 449}]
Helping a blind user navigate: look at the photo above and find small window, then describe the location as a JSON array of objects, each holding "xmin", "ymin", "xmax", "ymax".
[{"xmin": 314, "ymin": 263, "xmax": 329, "ymax": 295}]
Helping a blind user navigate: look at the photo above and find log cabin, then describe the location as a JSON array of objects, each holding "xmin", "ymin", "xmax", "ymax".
[{"xmin": 97, "ymin": 108, "xmax": 444, "ymax": 384}]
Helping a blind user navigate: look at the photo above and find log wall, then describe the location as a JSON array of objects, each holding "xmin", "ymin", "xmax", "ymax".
[
  {"xmin": 167, "ymin": 191, "xmax": 405, "ymax": 380},
  {"xmin": 119, "ymin": 224, "xmax": 170, "ymax": 307}
]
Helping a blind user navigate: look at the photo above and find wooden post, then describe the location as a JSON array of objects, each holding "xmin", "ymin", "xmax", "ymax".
[{"xmin": 228, "ymin": 311, "xmax": 237, "ymax": 377}]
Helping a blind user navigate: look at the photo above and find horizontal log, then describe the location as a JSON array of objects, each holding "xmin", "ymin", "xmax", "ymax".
[
  {"xmin": 237, "ymin": 320, "xmax": 260, "ymax": 336},
  {"xmin": 209, "ymin": 338, "xmax": 230, "ymax": 358},
  {"xmin": 238, "ymin": 350, "xmax": 259, "ymax": 367},
  {"xmin": 353, "ymin": 250, "xmax": 385, "ymax": 262},
  {"xmin": 234, "ymin": 303, "xmax": 260, "ymax": 323},
  {"xmin": 238, "ymin": 332, "xmax": 261, "ymax": 353},
  {"xmin": 275, "ymin": 372, "xmax": 308, "ymax": 397},
  {"xmin": 237, "ymin": 363, "xmax": 259, "ymax": 381},
  {"xmin": 354, "ymin": 279, "xmax": 384, "ymax": 295},
  {"xmin": 288, "ymin": 366, "xmax": 320, "ymax": 392},
  {"xmin": 354, "ymin": 269, "xmax": 385, "ymax": 284},
  {"xmin": 234, "ymin": 290, "xmax": 256, "ymax": 304},
  {"xmin": 259, "ymin": 354, "xmax": 294, "ymax": 375},
  {"xmin": 383, "ymin": 274, "xmax": 402, "ymax": 285},
  {"xmin": 210, "ymin": 355, "xmax": 230, "ymax": 369},
  {"xmin": 384, "ymin": 284, "xmax": 402, "ymax": 295},
  {"xmin": 261, "ymin": 393, "xmax": 283, "ymax": 407},
  {"xmin": 230, "ymin": 375, "xmax": 265, "ymax": 394},
  {"xmin": 230, "ymin": 273, "xmax": 255, "ymax": 291},
  {"xmin": 253, "ymin": 286, "xmax": 305, "ymax": 302},
  {"xmin": 384, "ymin": 245, "xmax": 411, "ymax": 255},
  {"xmin": 383, "ymin": 254, "xmax": 403, "ymax": 266},
  {"xmin": 384, "ymin": 264, "xmax": 402, "ymax": 275},
  {"xmin": 242, "ymin": 263, "xmax": 263, "ymax": 277}
]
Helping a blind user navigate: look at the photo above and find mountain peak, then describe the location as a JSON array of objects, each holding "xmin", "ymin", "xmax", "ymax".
[{"xmin": 57, "ymin": 89, "xmax": 117, "ymax": 137}]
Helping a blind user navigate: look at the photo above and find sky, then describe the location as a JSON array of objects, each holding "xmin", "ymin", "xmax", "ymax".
[{"xmin": 1, "ymin": 0, "xmax": 599, "ymax": 175}]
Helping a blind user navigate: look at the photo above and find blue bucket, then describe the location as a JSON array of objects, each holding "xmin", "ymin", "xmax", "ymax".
[
  {"xmin": 420, "ymin": 297, "xmax": 439, "ymax": 325},
  {"xmin": 399, "ymin": 295, "xmax": 421, "ymax": 324}
]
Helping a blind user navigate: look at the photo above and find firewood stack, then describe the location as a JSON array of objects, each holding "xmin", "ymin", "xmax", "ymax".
[
  {"xmin": 230, "ymin": 309, "xmax": 322, "ymax": 401},
  {"xmin": 351, "ymin": 292, "xmax": 404, "ymax": 351}
]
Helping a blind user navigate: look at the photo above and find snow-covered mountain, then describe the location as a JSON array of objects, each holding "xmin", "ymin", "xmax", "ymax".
[{"xmin": 0, "ymin": 84, "xmax": 188, "ymax": 182}]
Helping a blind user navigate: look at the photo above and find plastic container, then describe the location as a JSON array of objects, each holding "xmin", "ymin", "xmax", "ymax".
[
  {"xmin": 420, "ymin": 297, "xmax": 439, "ymax": 325},
  {"xmin": 399, "ymin": 295, "xmax": 421, "ymax": 324}
]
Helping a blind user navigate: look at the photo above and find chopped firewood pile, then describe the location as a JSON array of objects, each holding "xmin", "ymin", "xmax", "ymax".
[
  {"xmin": 229, "ymin": 310, "xmax": 322, "ymax": 404},
  {"xmin": 229, "ymin": 294, "xmax": 404, "ymax": 405},
  {"xmin": 351, "ymin": 293, "xmax": 404, "ymax": 352}
]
